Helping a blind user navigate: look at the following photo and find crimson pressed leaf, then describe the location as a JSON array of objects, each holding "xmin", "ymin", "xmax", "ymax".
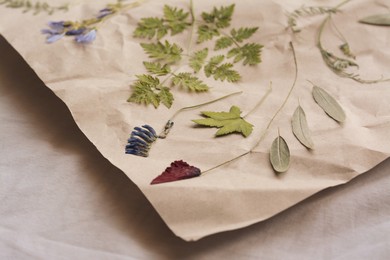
[{"xmin": 151, "ymin": 160, "xmax": 201, "ymax": 185}]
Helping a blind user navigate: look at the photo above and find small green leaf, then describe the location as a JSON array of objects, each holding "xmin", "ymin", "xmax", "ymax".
[
  {"xmin": 204, "ymin": 55, "xmax": 225, "ymax": 77},
  {"xmin": 231, "ymin": 27, "xmax": 258, "ymax": 42},
  {"xmin": 158, "ymin": 87, "xmax": 174, "ymax": 108},
  {"xmin": 192, "ymin": 105, "xmax": 254, "ymax": 137},
  {"xmin": 204, "ymin": 56, "xmax": 240, "ymax": 82},
  {"xmin": 270, "ymin": 134, "xmax": 290, "ymax": 173},
  {"xmin": 214, "ymin": 36, "xmax": 233, "ymax": 50},
  {"xmin": 133, "ymin": 17, "xmax": 168, "ymax": 40},
  {"xmin": 359, "ymin": 14, "xmax": 390, "ymax": 26},
  {"xmin": 212, "ymin": 63, "xmax": 241, "ymax": 82},
  {"xmin": 163, "ymin": 5, "xmax": 190, "ymax": 35},
  {"xmin": 172, "ymin": 73, "xmax": 209, "ymax": 92},
  {"xmin": 143, "ymin": 61, "xmax": 171, "ymax": 76},
  {"xmin": 227, "ymin": 43, "xmax": 263, "ymax": 66},
  {"xmin": 197, "ymin": 24, "xmax": 220, "ymax": 43},
  {"xmin": 312, "ymin": 85, "xmax": 346, "ymax": 123},
  {"xmin": 128, "ymin": 81, "xmax": 160, "ymax": 108},
  {"xmin": 292, "ymin": 105, "xmax": 314, "ymax": 149},
  {"xmin": 140, "ymin": 41, "xmax": 183, "ymax": 63},
  {"xmin": 189, "ymin": 48, "xmax": 209, "ymax": 73},
  {"xmin": 201, "ymin": 4, "xmax": 235, "ymax": 28}
]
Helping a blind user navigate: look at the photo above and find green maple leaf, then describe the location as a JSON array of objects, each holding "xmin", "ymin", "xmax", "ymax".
[
  {"xmin": 192, "ymin": 105, "xmax": 253, "ymax": 137},
  {"xmin": 189, "ymin": 48, "xmax": 209, "ymax": 73},
  {"xmin": 172, "ymin": 72, "xmax": 209, "ymax": 92},
  {"xmin": 227, "ymin": 43, "xmax": 263, "ymax": 66},
  {"xmin": 140, "ymin": 41, "xmax": 183, "ymax": 63}
]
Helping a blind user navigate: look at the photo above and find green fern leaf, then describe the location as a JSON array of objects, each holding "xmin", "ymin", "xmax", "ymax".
[
  {"xmin": 227, "ymin": 43, "xmax": 263, "ymax": 66},
  {"xmin": 163, "ymin": 5, "xmax": 190, "ymax": 35},
  {"xmin": 231, "ymin": 27, "xmax": 258, "ymax": 42},
  {"xmin": 128, "ymin": 79, "xmax": 160, "ymax": 108},
  {"xmin": 140, "ymin": 41, "xmax": 183, "ymax": 63},
  {"xmin": 158, "ymin": 87, "xmax": 174, "ymax": 108},
  {"xmin": 215, "ymin": 36, "xmax": 233, "ymax": 50},
  {"xmin": 197, "ymin": 25, "xmax": 220, "ymax": 43},
  {"xmin": 134, "ymin": 17, "xmax": 168, "ymax": 40},
  {"xmin": 189, "ymin": 48, "xmax": 209, "ymax": 73},
  {"xmin": 143, "ymin": 61, "xmax": 171, "ymax": 76},
  {"xmin": 201, "ymin": 4, "xmax": 235, "ymax": 29},
  {"xmin": 172, "ymin": 72, "xmax": 209, "ymax": 92},
  {"xmin": 213, "ymin": 63, "xmax": 241, "ymax": 82}
]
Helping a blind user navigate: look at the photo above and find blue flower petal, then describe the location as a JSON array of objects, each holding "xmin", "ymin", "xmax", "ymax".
[
  {"xmin": 46, "ymin": 33, "xmax": 64, "ymax": 43},
  {"xmin": 142, "ymin": 125, "xmax": 158, "ymax": 137},
  {"xmin": 75, "ymin": 29, "xmax": 97, "ymax": 43}
]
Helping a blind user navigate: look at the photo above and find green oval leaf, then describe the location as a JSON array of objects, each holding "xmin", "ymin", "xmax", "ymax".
[
  {"xmin": 312, "ymin": 86, "xmax": 346, "ymax": 123},
  {"xmin": 359, "ymin": 14, "xmax": 390, "ymax": 26},
  {"xmin": 292, "ymin": 105, "xmax": 314, "ymax": 149},
  {"xmin": 270, "ymin": 135, "xmax": 290, "ymax": 173}
]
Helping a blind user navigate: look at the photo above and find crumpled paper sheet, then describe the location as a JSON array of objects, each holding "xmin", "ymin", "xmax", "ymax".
[{"xmin": 0, "ymin": 0, "xmax": 389, "ymax": 241}]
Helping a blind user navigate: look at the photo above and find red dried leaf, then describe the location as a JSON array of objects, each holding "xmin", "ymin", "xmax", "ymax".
[{"xmin": 151, "ymin": 160, "xmax": 201, "ymax": 185}]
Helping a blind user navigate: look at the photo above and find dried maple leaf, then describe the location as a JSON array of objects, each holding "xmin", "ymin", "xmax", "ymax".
[
  {"xmin": 151, "ymin": 160, "xmax": 201, "ymax": 185},
  {"xmin": 192, "ymin": 105, "xmax": 253, "ymax": 137}
]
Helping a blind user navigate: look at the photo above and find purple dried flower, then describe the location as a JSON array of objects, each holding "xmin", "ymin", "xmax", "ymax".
[
  {"xmin": 97, "ymin": 8, "xmax": 115, "ymax": 19},
  {"xmin": 45, "ymin": 33, "xmax": 65, "ymax": 43},
  {"xmin": 75, "ymin": 29, "xmax": 97, "ymax": 43},
  {"xmin": 125, "ymin": 125, "xmax": 158, "ymax": 157}
]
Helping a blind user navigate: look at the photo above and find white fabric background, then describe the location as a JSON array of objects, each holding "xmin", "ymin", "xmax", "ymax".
[{"xmin": 1, "ymin": 35, "xmax": 390, "ymax": 259}]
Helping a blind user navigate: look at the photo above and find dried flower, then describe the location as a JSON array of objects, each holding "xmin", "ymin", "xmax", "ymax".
[{"xmin": 125, "ymin": 125, "xmax": 157, "ymax": 157}]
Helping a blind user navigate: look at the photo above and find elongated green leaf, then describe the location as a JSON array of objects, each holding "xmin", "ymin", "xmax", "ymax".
[
  {"xmin": 312, "ymin": 86, "xmax": 346, "ymax": 123},
  {"xmin": 292, "ymin": 105, "xmax": 314, "ymax": 149},
  {"xmin": 359, "ymin": 14, "xmax": 390, "ymax": 26},
  {"xmin": 270, "ymin": 135, "xmax": 290, "ymax": 173}
]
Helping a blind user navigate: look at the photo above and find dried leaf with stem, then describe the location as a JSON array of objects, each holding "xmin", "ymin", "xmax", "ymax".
[
  {"xmin": 310, "ymin": 81, "xmax": 346, "ymax": 123},
  {"xmin": 270, "ymin": 129, "xmax": 290, "ymax": 173},
  {"xmin": 291, "ymin": 103, "xmax": 314, "ymax": 149}
]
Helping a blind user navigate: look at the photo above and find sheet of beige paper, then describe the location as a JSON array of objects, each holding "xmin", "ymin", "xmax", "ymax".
[{"xmin": 1, "ymin": 0, "xmax": 389, "ymax": 240}]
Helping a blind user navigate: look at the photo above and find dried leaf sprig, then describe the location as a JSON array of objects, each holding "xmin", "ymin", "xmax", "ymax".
[
  {"xmin": 287, "ymin": 5, "xmax": 338, "ymax": 33},
  {"xmin": 129, "ymin": 2, "xmax": 263, "ymax": 108},
  {"xmin": 42, "ymin": 0, "xmax": 144, "ymax": 44},
  {"xmin": 0, "ymin": 0, "xmax": 68, "ymax": 15},
  {"xmin": 316, "ymin": 1, "xmax": 390, "ymax": 83},
  {"xmin": 125, "ymin": 91, "xmax": 242, "ymax": 157}
]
